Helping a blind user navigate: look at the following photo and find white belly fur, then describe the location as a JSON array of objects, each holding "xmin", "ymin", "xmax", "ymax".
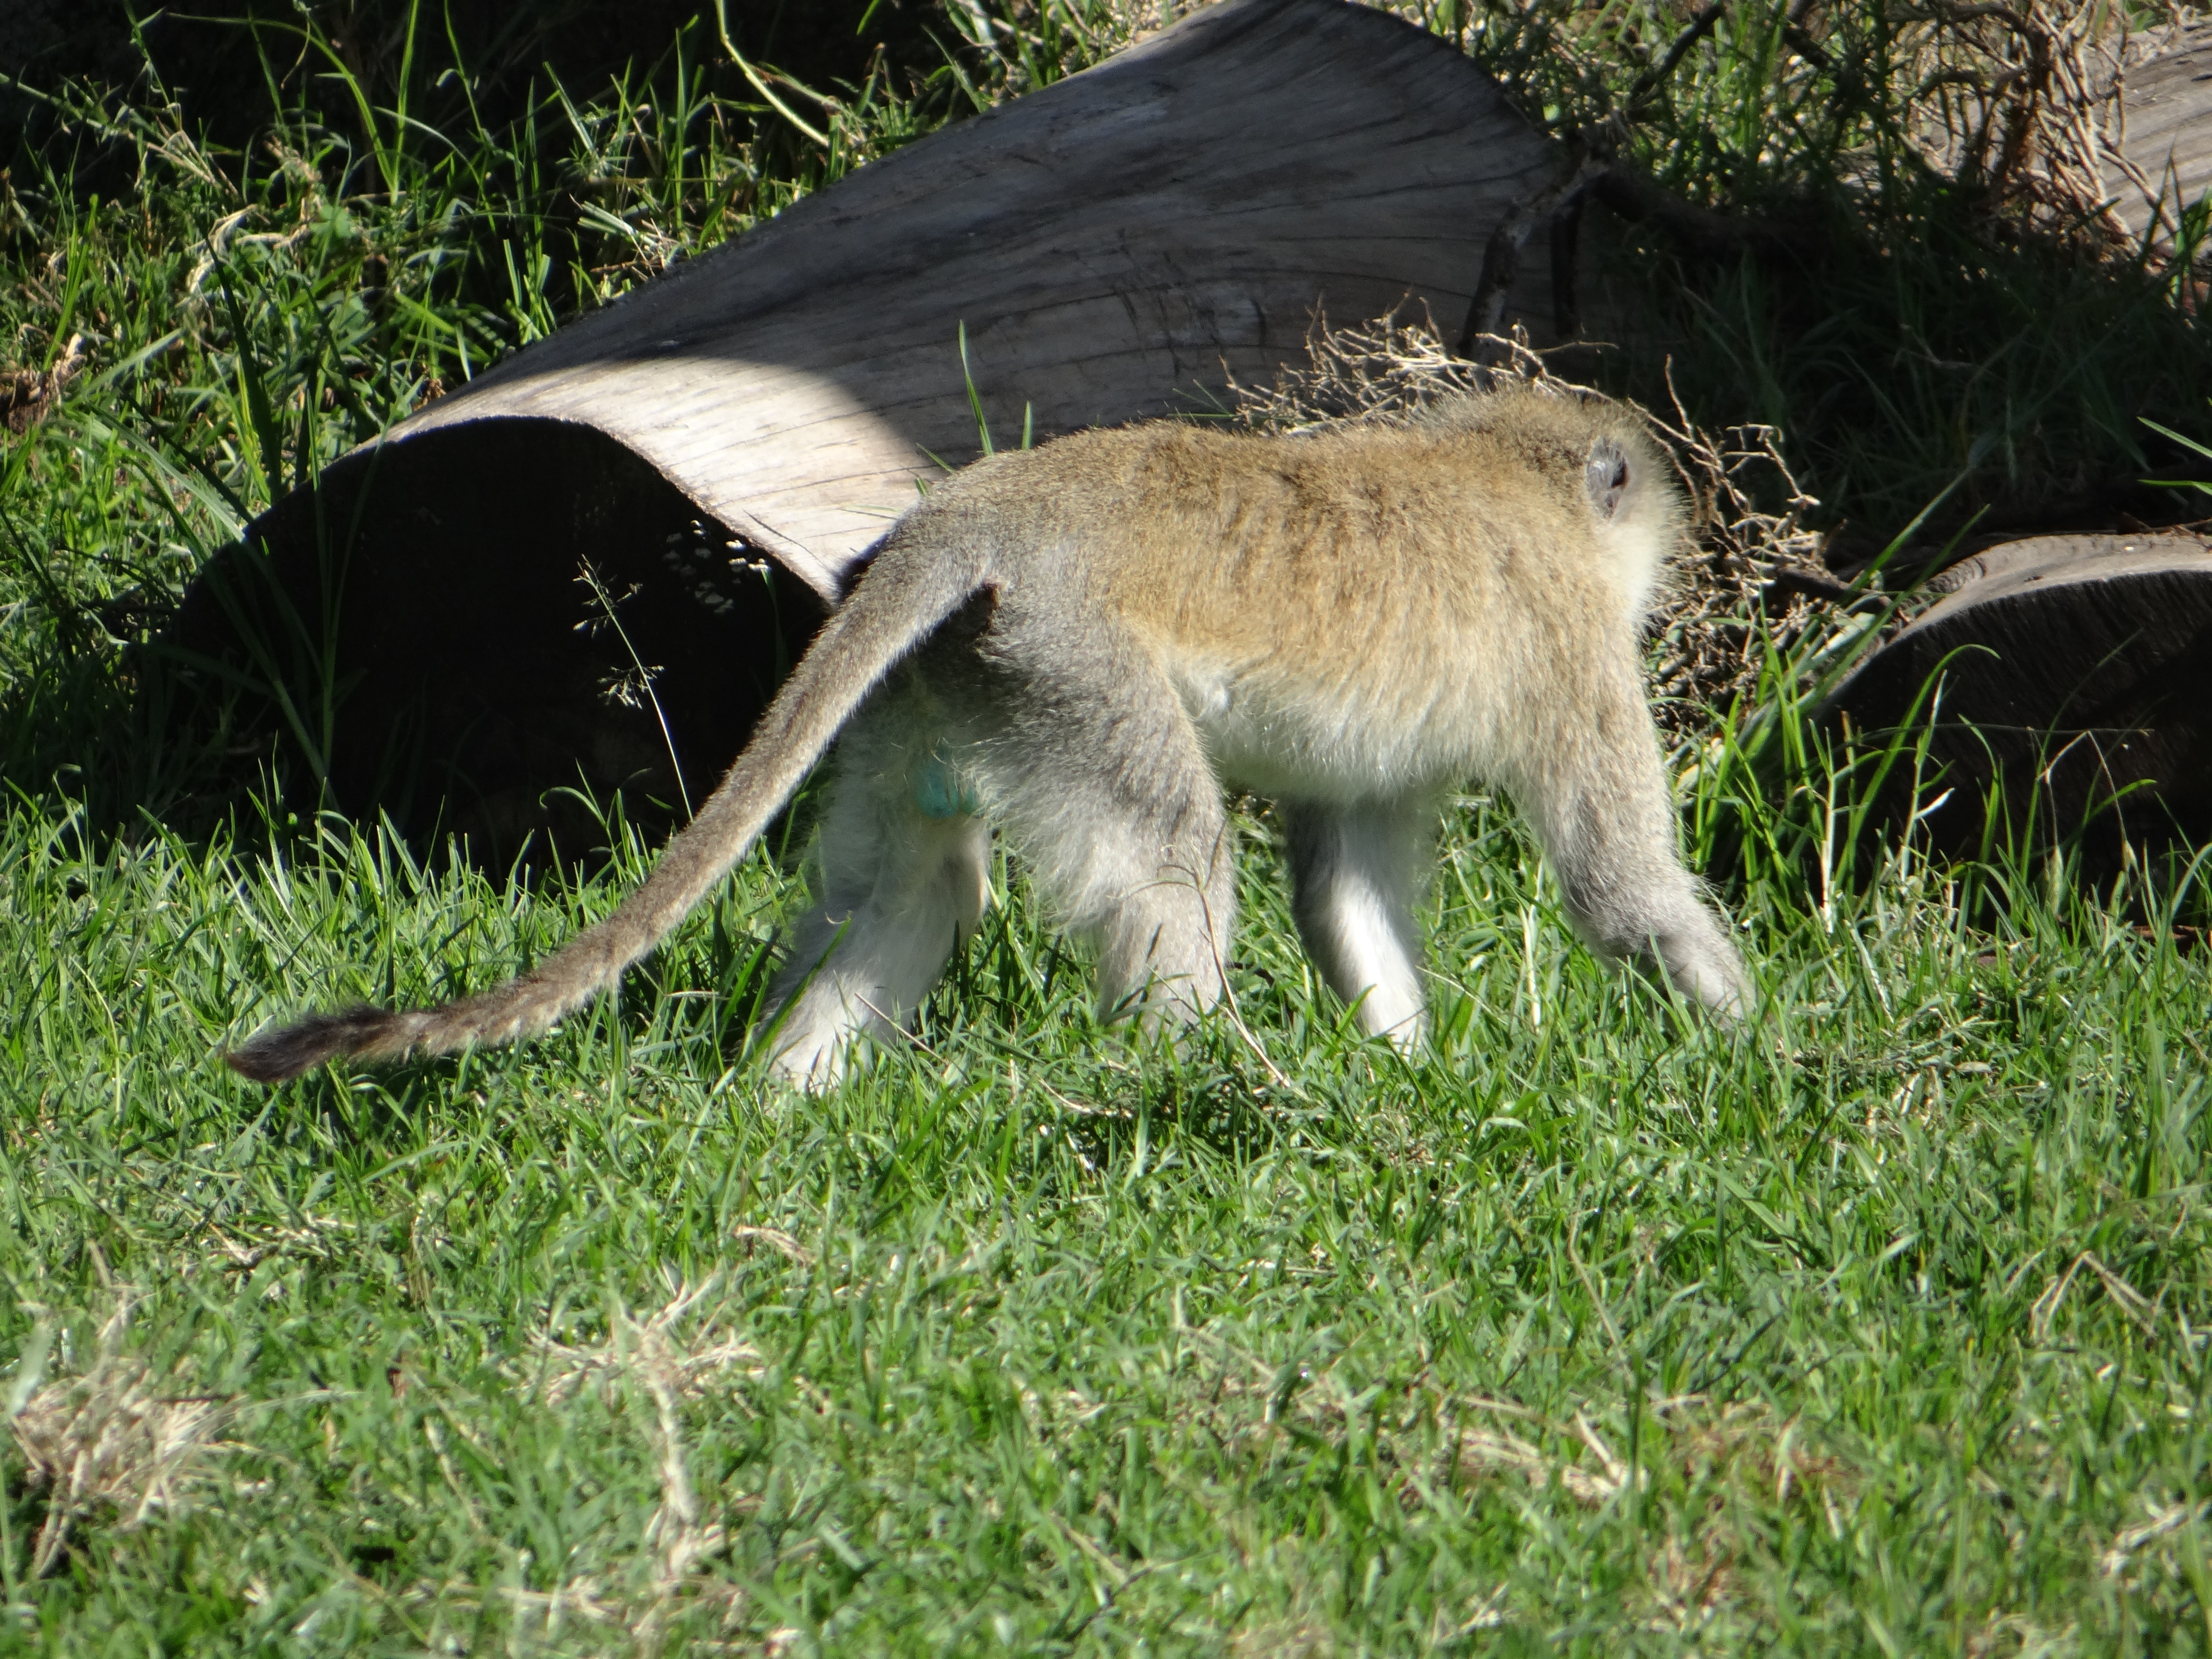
[{"xmin": 1169, "ymin": 654, "xmax": 1491, "ymax": 804}]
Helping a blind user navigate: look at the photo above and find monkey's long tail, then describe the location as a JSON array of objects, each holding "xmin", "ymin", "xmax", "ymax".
[{"xmin": 225, "ymin": 542, "xmax": 995, "ymax": 1085}]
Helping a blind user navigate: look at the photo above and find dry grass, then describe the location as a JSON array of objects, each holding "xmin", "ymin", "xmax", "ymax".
[
  {"xmin": 0, "ymin": 331, "xmax": 84, "ymax": 436},
  {"xmin": 8, "ymin": 1296, "xmax": 235, "ymax": 1577},
  {"xmin": 520, "ymin": 1282, "xmax": 767, "ymax": 1642}
]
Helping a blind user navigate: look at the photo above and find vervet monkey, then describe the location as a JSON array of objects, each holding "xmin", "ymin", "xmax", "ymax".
[{"xmin": 226, "ymin": 387, "xmax": 1750, "ymax": 1088}]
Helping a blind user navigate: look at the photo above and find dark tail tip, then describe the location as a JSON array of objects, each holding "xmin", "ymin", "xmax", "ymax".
[{"xmin": 224, "ymin": 1006, "xmax": 402, "ymax": 1085}]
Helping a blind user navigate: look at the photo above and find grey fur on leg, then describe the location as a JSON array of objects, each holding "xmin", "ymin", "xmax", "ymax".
[
  {"xmin": 1085, "ymin": 816, "xmax": 1237, "ymax": 1034},
  {"xmin": 970, "ymin": 615, "xmax": 1236, "ymax": 1037},
  {"xmin": 1514, "ymin": 664, "xmax": 1749, "ymax": 1021},
  {"xmin": 760, "ymin": 707, "xmax": 993, "ymax": 1088}
]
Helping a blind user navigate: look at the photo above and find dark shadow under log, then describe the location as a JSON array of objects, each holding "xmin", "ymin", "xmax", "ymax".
[{"xmin": 170, "ymin": 423, "xmax": 825, "ymax": 867}]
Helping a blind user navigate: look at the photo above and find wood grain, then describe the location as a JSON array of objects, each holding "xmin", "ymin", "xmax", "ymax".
[{"xmin": 2108, "ymin": 19, "xmax": 2212, "ymax": 249}]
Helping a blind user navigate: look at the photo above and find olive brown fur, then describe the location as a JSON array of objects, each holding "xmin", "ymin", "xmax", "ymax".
[{"xmin": 226, "ymin": 386, "xmax": 1751, "ymax": 1089}]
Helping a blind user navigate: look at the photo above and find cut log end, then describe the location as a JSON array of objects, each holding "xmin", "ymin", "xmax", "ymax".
[{"xmin": 1821, "ymin": 532, "xmax": 2212, "ymax": 866}]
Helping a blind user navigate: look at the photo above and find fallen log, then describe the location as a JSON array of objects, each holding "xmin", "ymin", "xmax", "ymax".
[
  {"xmin": 172, "ymin": 0, "xmax": 1583, "ymax": 861},
  {"xmin": 2105, "ymin": 18, "xmax": 2212, "ymax": 255},
  {"xmin": 1819, "ymin": 533, "xmax": 2212, "ymax": 866}
]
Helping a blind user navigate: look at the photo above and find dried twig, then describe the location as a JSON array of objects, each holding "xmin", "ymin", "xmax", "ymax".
[{"xmin": 1, "ymin": 333, "xmax": 85, "ymax": 435}]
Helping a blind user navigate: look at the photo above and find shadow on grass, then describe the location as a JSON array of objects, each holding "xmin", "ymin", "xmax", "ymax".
[{"xmin": 1597, "ymin": 173, "xmax": 2212, "ymax": 567}]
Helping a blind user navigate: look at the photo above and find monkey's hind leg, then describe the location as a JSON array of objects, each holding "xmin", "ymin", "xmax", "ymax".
[
  {"xmin": 984, "ymin": 645, "xmax": 1236, "ymax": 1039},
  {"xmin": 1283, "ymin": 797, "xmax": 1433, "ymax": 1049},
  {"xmin": 1086, "ymin": 800, "xmax": 1237, "ymax": 1036},
  {"xmin": 762, "ymin": 734, "xmax": 992, "ymax": 1089}
]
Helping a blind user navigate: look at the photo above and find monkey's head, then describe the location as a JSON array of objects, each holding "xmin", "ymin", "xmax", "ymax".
[
  {"xmin": 1421, "ymin": 386, "xmax": 1684, "ymax": 621},
  {"xmin": 1577, "ymin": 423, "xmax": 1681, "ymax": 623}
]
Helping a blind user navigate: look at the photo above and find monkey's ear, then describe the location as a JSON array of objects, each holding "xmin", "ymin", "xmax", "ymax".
[{"xmin": 1584, "ymin": 438, "xmax": 1632, "ymax": 520}]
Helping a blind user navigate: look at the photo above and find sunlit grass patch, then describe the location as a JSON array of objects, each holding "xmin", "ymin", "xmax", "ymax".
[
  {"xmin": 2, "ymin": 0, "xmax": 2210, "ymax": 1650},
  {"xmin": 5, "ymin": 739, "xmax": 2209, "ymax": 1649}
]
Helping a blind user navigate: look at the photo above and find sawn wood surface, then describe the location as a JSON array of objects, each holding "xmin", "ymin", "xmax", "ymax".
[{"xmin": 2107, "ymin": 19, "xmax": 2212, "ymax": 249}]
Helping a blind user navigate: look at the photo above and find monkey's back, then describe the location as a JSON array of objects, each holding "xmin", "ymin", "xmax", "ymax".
[{"xmin": 898, "ymin": 408, "xmax": 1666, "ymax": 799}]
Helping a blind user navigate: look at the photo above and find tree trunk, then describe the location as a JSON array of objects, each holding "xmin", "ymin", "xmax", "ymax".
[{"xmin": 1820, "ymin": 533, "xmax": 2212, "ymax": 868}]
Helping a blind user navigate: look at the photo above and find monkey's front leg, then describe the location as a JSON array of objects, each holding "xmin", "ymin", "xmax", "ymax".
[
  {"xmin": 1516, "ymin": 668, "xmax": 1751, "ymax": 1021},
  {"xmin": 1282, "ymin": 797, "xmax": 1433, "ymax": 1049},
  {"xmin": 762, "ymin": 749, "xmax": 992, "ymax": 1088}
]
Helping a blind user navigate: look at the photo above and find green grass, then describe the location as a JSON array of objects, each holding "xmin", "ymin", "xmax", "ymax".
[
  {"xmin": 4, "ymin": 0, "xmax": 2212, "ymax": 1652},
  {"xmin": 6, "ymin": 771, "xmax": 2212, "ymax": 1653}
]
